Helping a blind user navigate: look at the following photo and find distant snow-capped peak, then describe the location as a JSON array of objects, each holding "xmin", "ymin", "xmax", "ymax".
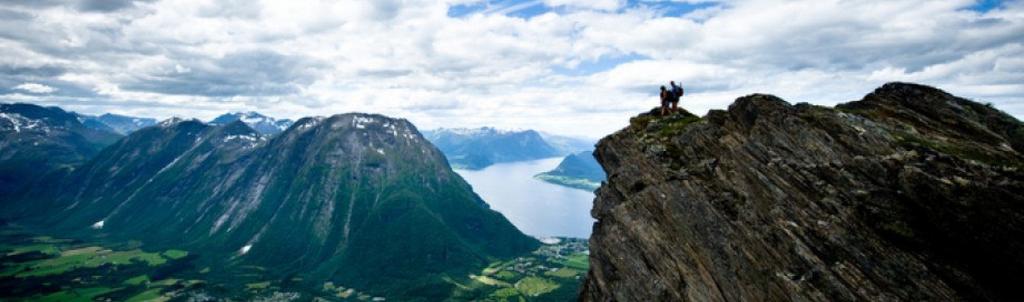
[{"xmin": 210, "ymin": 111, "xmax": 294, "ymax": 135}]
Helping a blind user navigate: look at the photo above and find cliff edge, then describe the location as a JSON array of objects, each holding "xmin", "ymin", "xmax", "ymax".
[{"xmin": 581, "ymin": 83, "xmax": 1024, "ymax": 301}]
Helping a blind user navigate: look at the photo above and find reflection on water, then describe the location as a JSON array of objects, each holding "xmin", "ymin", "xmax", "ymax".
[{"xmin": 456, "ymin": 157, "xmax": 595, "ymax": 239}]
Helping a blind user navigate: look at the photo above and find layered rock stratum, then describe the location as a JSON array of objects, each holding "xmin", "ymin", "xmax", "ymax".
[{"xmin": 581, "ymin": 83, "xmax": 1024, "ymax": 301}]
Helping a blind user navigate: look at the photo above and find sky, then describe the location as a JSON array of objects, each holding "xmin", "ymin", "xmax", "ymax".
[{"xmin": 0, "ymin": 0, "xmax": 1021, "ymax": 138}]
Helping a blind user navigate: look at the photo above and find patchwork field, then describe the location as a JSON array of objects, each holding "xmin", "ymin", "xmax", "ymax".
[
  {"xmin": 447, "ymin": 237, "xmax": 590, "ymax": 301},
  {"xmin": 0, "ymin": 226, "xmax": 589, "ymax": 301},
  {"xmin": 0, "ymin": 228, "xmax": 202, "ymax": 301}
]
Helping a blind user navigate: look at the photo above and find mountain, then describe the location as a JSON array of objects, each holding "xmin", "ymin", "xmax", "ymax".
[
  {"xmin": 9, "ymin": 113, "xmax": 538, "ymax": 299},
  {"xmin": 581, "ymin": 83, "xmax": 1024, "ymax": 301},
  {"xmin": 76, "ymin": 114, "xmax": 118, "ymax": 133},
  {"xmin": 77, "ymin": 113, "xmax": 158, "ymax": 134},
  {"xmin": 539, "ymin": 132, "xmax": 595, "ymax": 154},
  {"xmin": 535, "ymin": 151, "xmax": 606, "ymax": 191},
  {"xmin": 0, "ymin": 103, "xmax": 121, "ymax": 196},
  {"xmin": 423, "ymin": 127, "xmax": 561, "ymax": 169},
  {"xmin": 209, "ymin": 111, "xmax": 294, "ymax": 136}
]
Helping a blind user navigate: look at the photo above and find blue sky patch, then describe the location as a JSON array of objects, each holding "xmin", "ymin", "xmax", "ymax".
[
  {"xmin": 448, "ymin": 0, "xmax": 549, "ymax": 18},
  {"xmin": 626, "ymin": 0, "xmax": 720, "ymax": 17},
  {"xmin": 553, "ymin": 53, "xmax": 650, "ymax": 76},
  {"xmin": 447, "ymin": 2, "xmax": 486, "ymax": 18},
  {"xmin": 968, "ymin": 0, "xmax": 1003, "ymax": 13},
  {"xmin": 449, "ymin": 0, "xmax": 723, "ymax": 19}
]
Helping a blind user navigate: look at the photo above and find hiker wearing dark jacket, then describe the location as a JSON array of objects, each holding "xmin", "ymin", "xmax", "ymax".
[
  {"xmin": 670, "ymin": 81, "xmax": 683, "ymax": 112},
  {"xmin": 660, "ymin": 86, "xmax": 671, "ymax": 116}
]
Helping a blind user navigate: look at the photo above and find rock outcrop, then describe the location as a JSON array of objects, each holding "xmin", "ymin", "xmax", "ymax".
[{"xmin": 581, "ymin": 83, "xmax": 1024, "ymax": 301}]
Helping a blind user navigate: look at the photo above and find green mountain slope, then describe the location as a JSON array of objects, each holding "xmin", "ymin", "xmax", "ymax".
[
  {"xmin": 9, "ymin": 113, "xmax": 539, "ymax": 300},
  {"xmin": 535, "ymin": 151, "xmax": 606, "ymax": 191}
]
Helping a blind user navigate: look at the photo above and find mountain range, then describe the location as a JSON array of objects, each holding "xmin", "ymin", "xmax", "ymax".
[
  {"xmin": 41, "ymin": 110, "xmax": 587, "ymax": 175},
  {"xmin": 74, "ymin": 111, "xmax": 293, "ymax": 137},
  {"xmin": 76, "ymin": 113, "xmax": 158, "ymax": 135},
  {"xmin": 208, "ymin": 111, "xmax": 294, "ymax": 136},
  {"xmin": 538, "ymin": 132, "xmax": 595, "ymax": 154},
  {"xmin": 1, "ymin": 107, "xmax": 539, "ymax": 300},
  {"xmin": 0, "ymin": 104, "xmax": 122, "ymax": 196},
  {"xmin": 422, "ymin": 127, "xmax": 566, "ymax": 170}
]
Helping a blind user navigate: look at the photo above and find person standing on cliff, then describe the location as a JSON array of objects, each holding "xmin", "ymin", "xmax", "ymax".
[
  {"xmin": 670, "ymin": 81, "xmax": 684, "ymax": 113},
  {"xmin": 660, "ymin": 86, "xmax": 672, "ymax": 116}
]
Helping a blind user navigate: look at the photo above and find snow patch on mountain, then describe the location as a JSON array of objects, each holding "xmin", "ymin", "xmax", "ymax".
[
  {"xmin": 159, "ymin": 117, "xmax": 186, "ymax": 127},
  {"xmin": 352, "ymin": 116, "xmax": 378, "ymax": 129},
  {"xmin": 0, "ymin": 112, "xmax": 44, "ymax": 132},
  {"xmin": 240, "ymin": 113, "xmax": 268, "ymax": 125},
  {"xmin": 2, "ymin": 114, "xmax": 45, "ymax": 132},
  {"xmin": 297, "ymin": 117, "xmax": 325, "ymax": 131},
  {"xmin": 223, "ymin": 133, "xmax": 265, "ymax": 148}
]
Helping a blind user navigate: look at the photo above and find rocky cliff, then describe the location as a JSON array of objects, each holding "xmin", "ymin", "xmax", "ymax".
[{"xmin": 581, "ymin": 83, "xmax": 1024, "ymax": 301}]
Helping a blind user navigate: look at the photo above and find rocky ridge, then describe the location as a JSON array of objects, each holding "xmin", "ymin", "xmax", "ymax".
[{"xmin": 581, "ymin": 83, "xmax": 1024, "ymax": 301}]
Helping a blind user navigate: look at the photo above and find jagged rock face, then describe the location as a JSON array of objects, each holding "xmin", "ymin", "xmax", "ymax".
[
  {"xmin": 581, "ymin": 83, "xmax": 1024, "ymax": 301},
  {"xmin": 11, "ymin": 113, "xmax": 537, "ymax": 296}
]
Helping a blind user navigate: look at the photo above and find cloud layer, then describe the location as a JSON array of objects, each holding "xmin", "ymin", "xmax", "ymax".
[{"xmin": 0, "ymin": 0, "xmax": 1021, "ymax": 137}]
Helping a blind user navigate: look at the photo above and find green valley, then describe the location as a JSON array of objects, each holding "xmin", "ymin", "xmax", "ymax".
[{"xmin": 0, "ymin": 226, "xmax": 587, "ymax": 301}]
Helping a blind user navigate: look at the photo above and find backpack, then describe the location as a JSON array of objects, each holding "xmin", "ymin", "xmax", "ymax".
[{"xmin": 673, "ymin": 85, "xmax": 683, "ymax": 98}]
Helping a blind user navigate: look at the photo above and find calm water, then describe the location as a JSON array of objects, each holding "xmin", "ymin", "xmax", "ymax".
[{"xmin": 456, "ymin": 157, "xmax": 596, "ymax": 239}]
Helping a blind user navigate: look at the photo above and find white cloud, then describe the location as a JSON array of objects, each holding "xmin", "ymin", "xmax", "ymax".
[
  {"xmin": 0, "ymin": 0, "xmax": 1021, "ymax": 138},
  {"xmin": 13, "ymin": 83, "xmax": 57, "ymax": 94}
]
